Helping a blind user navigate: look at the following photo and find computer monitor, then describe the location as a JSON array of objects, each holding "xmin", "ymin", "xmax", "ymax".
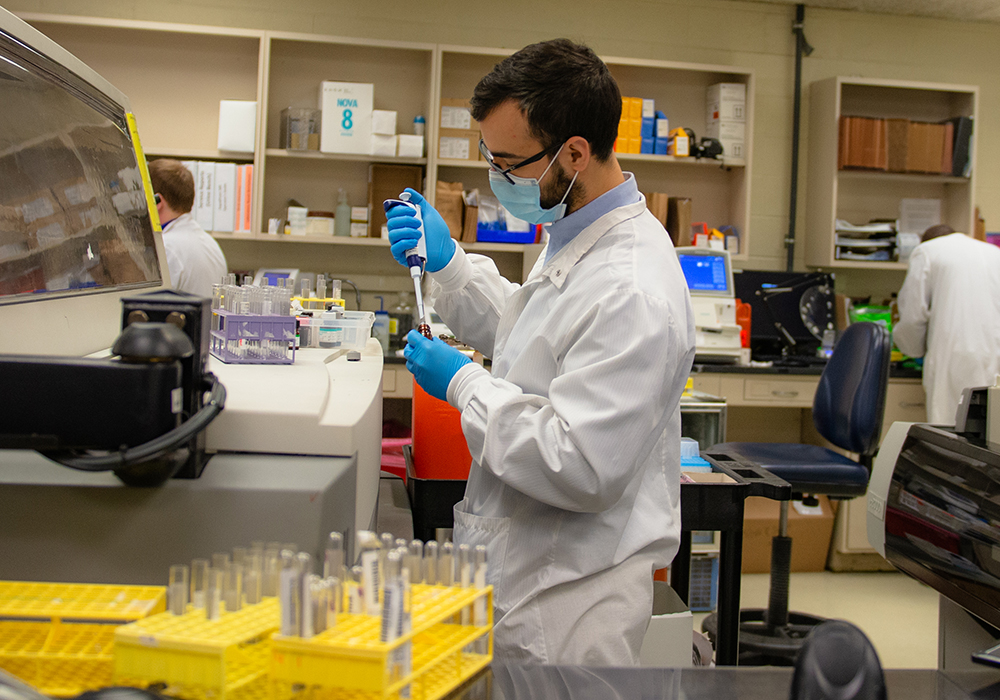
[
  {"xmin": 733, "ymin": 269, "xmax": 835, "ymax": 359},
  {"xmin": 675, "ymin": 247, "xmax": 733, "ymax": 297},
  {"xmin": 0, "ymin": 9, "xmax": 169, "ymax": 357}
]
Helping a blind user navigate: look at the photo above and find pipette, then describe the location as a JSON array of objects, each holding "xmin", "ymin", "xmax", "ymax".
[{"xmin": 382, "ymin": 193, "xmax": 433, "ymax": 338}]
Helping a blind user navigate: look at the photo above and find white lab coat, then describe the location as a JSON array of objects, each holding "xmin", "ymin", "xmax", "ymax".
[
  {"xmin": 430, "ymin": 196, "xmax": 696, "ymax": 665},
  {"xmin": 161, "ymin": 213, "xmax": 228, "ymax": 298},
  {"xmin": 894, "ymin": 233, "xmax": 1000, "ymax": 424}
]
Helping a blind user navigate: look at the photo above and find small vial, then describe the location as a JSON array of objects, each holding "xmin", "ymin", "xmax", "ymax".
[
  {"xmin": 190, "ymin": 559, "xmax": 209, "ymax": 609},
  {"xmin": 424, "ymin": 540, "xmax": 439, "ymax": 585},
  {"xmin": 473, "ymin": 545, "xmax": 489, "ymax": 653},
  {"xmin": 245, "ymin": 553, "xmax": 263, "ymax": 605},
  {"xmin": 212, "ymin": 552, "xmax": 230, "ymax": 572},
  {"xmin": 380, "ymin": 551, "xmax": 403, "ymax": 643},
  {"xmin": 326, "ymin": 577, "xmax": 343, "ymax": 620},
  {"xmin": 438, "ymin": 541, "xmax": 455, "ymax": 586},
  {"xmin": 279, "ymin": 550, "xmax": 300, "ymax": 636},
  {"xmin": 206, "ymin": 567, "xmax": 223, "ymax": 621},
  {"xmin": 379, "ymin": 532, "xmax": 395, "ymax": 585},
  {"xmin": 263, "ymin": 547, "xmax": 281, "ymax": 597},
  {"xmin": 408, "ymin": 540, "xmax": 424, "ymax": 584},
  {"xmin": 458, "ymin": 544, "xmax": 472, "ymax": 625},
  {"xmin": 311, "ymin": 575, "xmax": 328, "ymax": 634},
  {"xmin": 297, "ymin": 552, "xmax": 314, "ymax": 637},
  {"xmin": 224, "ymin": 562, "xmax": 243, "ymax": 613},
  {"xmin": 358, "ymin": 531, "xmax": 382, "ymax": 615},
  {"xmin": 348, "ymin": 565, "xmax": 364, "ymax": 614},
  {"xmin": 169, "ymin": 565, "xmax": 189, "ymax": 615},
  {"xmin": 232, "ymin": 547, "xmax": 248, "ymax": 568},
  {"xmin": 324, "ymin": 532, "xmax": 344, "ymax": 580},
  {"xmin": 417, "ymin": 323, "xmax": 432, "ymax": 339}
]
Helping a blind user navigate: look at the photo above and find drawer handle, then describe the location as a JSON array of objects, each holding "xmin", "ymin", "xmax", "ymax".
[
  {"xmin": 772, "ymin": 390, "xmax": 799, "ymax": 397},
  {"xmin": 898, "ymin": 401, "xmax": 925, "ymax": 408}
]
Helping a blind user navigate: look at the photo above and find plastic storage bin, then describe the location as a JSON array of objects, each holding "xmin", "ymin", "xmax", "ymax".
[
  {"xmin": 210, "ymin": 309, "xmax": 296, "ymax": 364},
  {"xmin": 114, "ymin": 597, "xmax": 279, "ymax": 700},
  {"xmin": 270, "ymin": 583, "xmax": 492, "ymax": 700},
  {"xmin": 0, "ymin": 581, "xmax": 166, "ymax": 697}
]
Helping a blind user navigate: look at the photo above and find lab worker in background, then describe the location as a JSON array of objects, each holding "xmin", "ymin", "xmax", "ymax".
[
  {"xmin": 385, "ymin": 39, "xmax": 696, "ymax": 665},
  {"xmin": 147, "ymin": 158, "xmax": 227, "ymax": 298},
  {"xmin": 894, "ymin": 224, "xmax": 1000, "ymax": 424}
]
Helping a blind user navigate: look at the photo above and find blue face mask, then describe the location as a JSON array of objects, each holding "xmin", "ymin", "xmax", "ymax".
[{"xmin": 487, "ymin": 143, "xmax": 578, "ymax": 225}]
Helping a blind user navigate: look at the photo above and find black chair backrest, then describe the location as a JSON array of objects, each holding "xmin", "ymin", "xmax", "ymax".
[{"xmin": 812, "ymin": 322, "xmax": 892, "ymax": 459}]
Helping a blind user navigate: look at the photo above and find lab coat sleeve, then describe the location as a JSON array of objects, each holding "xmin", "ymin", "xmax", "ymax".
[
  {"xmin": 162, "ymin": 239, "xmax": 183, "ymax": 289},
  {"xmin": 447, "ymin": 288, "xmax": 692, "ymax": 513},
  {"xmin": 428, "ymin": 243, "xmax": 521, "ymax": 358},
  {"xmin": 893, "ymin": 247, "xmax": 931, "ymax": 358}
]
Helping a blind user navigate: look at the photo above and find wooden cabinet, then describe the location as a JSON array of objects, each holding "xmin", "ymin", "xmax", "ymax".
[{"xmin": 806, "ymin": 76, "xmax": 978, "ymax": 270}]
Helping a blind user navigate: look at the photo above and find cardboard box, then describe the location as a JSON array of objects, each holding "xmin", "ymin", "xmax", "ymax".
[
  {"xmin": 435, "ymin": 181, "xmax": 464, "ymax": 239},
  {"xmin": 667, "ymin": 197, "xmax": 692, "ymax": 247},
  {"xmin": 741, "ymin": 496, "xmax": 836, "ymax": 574},
  {"xmin": 706, "ymin": 120, "xmax": 745, "ymax": 142},
  {"xmin": 645, "ymin": 192, "xmax": 669, "ymax": 228},
  {"xmin": 438, "ymin": 128, "xmax": 480, "ymax": 161},
  {"xmin": 706, "ymin": 83, "xmax": 746, "ymax": 122},
  {"xmin": 319, "ymin": 81, "xmax": 373, "ymax": 155},
  {"xmin": 367, "ymin": 163, "xmax": 423, "ymax": 238},
  {"xmin": 439, "ymin": 98, "xmax": 477, "ymax": 130}
]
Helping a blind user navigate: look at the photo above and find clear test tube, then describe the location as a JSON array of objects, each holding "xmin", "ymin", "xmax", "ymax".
[
  {"xmin": 233, "ymin": 547, "xmax": 248, "ymax": 568},
  {"xmin": 379, "ymin": 532, "xmax": 395, "ymax": 586},
  {"xmin": 245, "ymin": 553, "xmax": 263, "ymax": 605},
  {"xmin": 348, "ymin": 566, "xmax": 364, "ymax": 614},
  {"xmin": 190, "ymin": 559, "xmax": 209, "ymax": 609},
  {"xmin": 325, "ymin": 577, "xmax": 342, "ymax": 628},
  {"xmin": 316, "ymin": 274, "xmax": 327, "ymax": 302},
  {"xmin": 311, "ymin": 575, "xmax": 328, "ymax": 634},
  {"xmin": 329, "ymin": 279, "xmax": 342, "ymax": 302},
  {"xmin": 297, "ymin": 552, "xmax": 314, "ymax": 637},
  {"xmin": 263, "ymin": 547, "xmax": 281, "ymax": 597},
  {"xmin": 473, "ymin": 545, "xmax": 489, "ymax": 653},
  {"xmin": 424, "ymin": 541, "xmax": 439, "ymax": 586},
  {"xmin": 324, "ymin": 532, "xmax": 344, "ymax": 581},
  {"xmin": 169, "ymin": 565, "xmax": 189, "ymax": 615},
  {"xmin": 212, "ymin": 552, "xmax": 230, "ymax": 572},
  {"xmin": 224, "ymin": 562, "xmax": 243, "ymax": 613},
  {"xmin": 279, "ymin": 550, "xmax": 300, "ymax": 636},
  {"xmin": 458, "ymin": 544, "xmax": 472, "ymax": 625},
  {"xmin": 358, "ymin": 531, "xmax": 382, "ymax": 616},
  {"xmin": 206, "ymin": 567, "xmax": 223, "ymax": 621},
  {"xmin": 438, "ymin": 541, "xmax": 455, "ymax": 586},
  {"xmin": 408, "ymin": 540, "xmax": 424, "ymax": 584}
]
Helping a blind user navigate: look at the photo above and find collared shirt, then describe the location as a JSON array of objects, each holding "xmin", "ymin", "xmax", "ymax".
[
  {"xmin": 427, "ymin": 193, "xmax": 695, "ymax": 664},
  {"xmin": 543, "ymin": 172, "xmax": 641, "ymax": 264},
  {"xmin": 160, "ymin": 213, "xmax": 228, "ymax": 298}
]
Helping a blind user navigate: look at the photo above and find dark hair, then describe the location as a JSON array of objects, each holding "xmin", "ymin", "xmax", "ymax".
[
  {"xmin": 922, "ymin": 223, "xmax": 955, "ymax": 243},
  {"xmin": 147, "ymin": 158, "xmax": 195, "ymax": 213},
  {"xmin": 470, "ymin": 38, "xmax": 621, "ymax": 162}
]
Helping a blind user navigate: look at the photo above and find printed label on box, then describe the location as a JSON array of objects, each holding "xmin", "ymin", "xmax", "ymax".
[
  {"xmin": 319, "ymin": 81, "xmax": 374, "ymax": 155},
  {"xmin": 441, "ymin": 106, "xmax": 472, "ymax": 130},
  {"xmin": 439, "ymin": 136, "xmax": 472, "ymax": 160}
]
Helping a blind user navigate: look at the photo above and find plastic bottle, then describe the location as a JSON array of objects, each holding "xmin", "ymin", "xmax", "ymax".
[
  {"xmin": 389, "ymin": 291, "xmax": 414, "ymax": 351},
  {"xmin": 413, "ymin": 115, "xmax": 425, "ymax": 136},
  {"xmin": 373, "ymin": 296, "xmax": 390, "ymax": 355},
  {"xmin": 334, "ymin": 188, "xmax": 351, "ymax": 237}
]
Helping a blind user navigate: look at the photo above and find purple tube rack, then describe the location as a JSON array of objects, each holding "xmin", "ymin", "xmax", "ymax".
[{"xmin": 210, "ymin": 309, "xmax": 296, "ymax": 364}]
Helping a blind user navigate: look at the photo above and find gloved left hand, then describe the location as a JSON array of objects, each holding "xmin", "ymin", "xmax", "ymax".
[{"xmin": 403, "ymin": 330, "xmax": 472, "ymax": 402}]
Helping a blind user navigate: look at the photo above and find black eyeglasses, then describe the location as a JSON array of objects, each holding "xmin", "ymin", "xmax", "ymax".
[{"xmin": 479, "ymin": 138, "xmax": 560, "ymax": 185}]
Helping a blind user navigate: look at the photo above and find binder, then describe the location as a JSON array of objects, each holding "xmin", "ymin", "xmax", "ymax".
[
  {"xmin": 194, "ymin": 162, "xmax": 215, "ymax": 232},
  {"xmin": 213, "ymin": 162, "xmax": 236, "ymax": 233},
  {"xmin": 947, "ymin": 116, "xmax": 973, "ymax": 177}
]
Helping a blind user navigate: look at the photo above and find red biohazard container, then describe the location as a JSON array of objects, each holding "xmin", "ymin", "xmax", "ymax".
[{"xmin": 411, "ymin": 379, "xmax": 472, "ymax": 480}]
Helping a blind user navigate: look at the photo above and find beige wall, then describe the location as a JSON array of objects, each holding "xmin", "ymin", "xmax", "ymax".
[{"xmin": 9, "ymin": 0, "xmax": 998, "ymax": 299}]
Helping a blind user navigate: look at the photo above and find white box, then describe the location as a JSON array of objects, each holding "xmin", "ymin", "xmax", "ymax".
[
  {"xmin": 440, "ymin": 104, "xmax": 473, "ymax": 130},
  {"xmin": 370, "ymin": 134, "xmax": 397, "ymax": 157},
  {"xmin": 319, "ymin": 81, "xmax": 374, "ymax": 155},
  {"xmin": 350, "ymin": 206, "xmax": 369, "ymax": 223},
  {"xmin": 642, "ymin": 98, "xmax": 656, "ymax": 119},
  {"xmin": 217, "ymin": 100, "xmax": 257, "ymax": 153},
  {"xmin": 715, "ymin": 137, "xmax": 745, "ymax": 159},
  {"xmin": 397, "ymin": 134, "xmax": 424, "ymax": 158},
  {"xmin": 707, "ymin": 83, "xmax": 746, "ymax": 122},
  {"xmin": 371, "ymin": 109, "xmax": 397, "ymax": 135},
  {"xmin": 706, "ymin": 120, "xmax": 745, "ymax": 142},
  {"xmin": 439, "ymin": 136, "xmax": 472, "ymax": 160},
  {"xmin": 287, "ymin": 206, "xmax": 308, "ymax": 236},
  {"xmin": 194, "ymin": 161, "xmax": 215, "ymax": 232},
  {"xmin": 639, "ymin": 582, "xmax": 693, "ymax": 667},
  {"xmin": 213, "ymin": 162, "xmax": 236, "ymax": 233},
  {"xmin": 349, "ymin": 222, "xmax": 368, "ymax": 237},
  {"xmin": 655, "ymin": 117, "xmax": 671, "ymax": 139}
]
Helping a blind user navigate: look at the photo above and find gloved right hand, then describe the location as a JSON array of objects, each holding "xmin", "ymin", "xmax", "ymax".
[{"xmin": 385, "ymin": 188, "xmax": 456, "ymax": 272}]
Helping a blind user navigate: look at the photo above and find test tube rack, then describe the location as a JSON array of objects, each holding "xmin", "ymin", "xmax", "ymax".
[
  {"xmin": 210, "ymin": 309, "xmax": 297, "ymax": 365},
  {"xmin": 113, "ymin": 597, "xmax": 279, "ymax": 700},
  {"xmin": 0, "ymin": 581, "xmax": 166, "ymax": 697},
  {"xmin": 270, "ymin": 584, "xmax": 493, "ymax": 700}
]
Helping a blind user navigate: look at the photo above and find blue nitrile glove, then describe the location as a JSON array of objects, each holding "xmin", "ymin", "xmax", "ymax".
[
  {"xmin": 403, "ymin": 329, "xmax": 471, "ymax": 402},
  {"xmin": 385, "ymin": 188, "xmax": 456, "ymax": 272}
]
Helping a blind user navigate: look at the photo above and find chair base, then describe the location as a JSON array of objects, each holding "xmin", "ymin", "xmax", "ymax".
[{"xmin": 702, "ymin": 608, "xmax": 828, "ymax": 666}]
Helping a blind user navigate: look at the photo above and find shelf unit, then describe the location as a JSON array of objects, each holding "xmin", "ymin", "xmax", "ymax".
[
  {"xmin": 806, "ymin": 76, "xmax": 978, "ymax": 270},
  {"xmin": 19, "ymin": 14, "xmax": 755, "ymax": 281}
]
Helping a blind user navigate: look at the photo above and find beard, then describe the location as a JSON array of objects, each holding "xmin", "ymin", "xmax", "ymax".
[{"xmin": 539, "ymin": 160, "xmax": 583, "ymax": 213}]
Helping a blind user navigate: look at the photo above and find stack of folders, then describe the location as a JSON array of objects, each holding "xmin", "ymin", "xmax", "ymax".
[
  {"xmin": 180, "ymin": 161, "xmax": 254, "ymax": 235},
  {"xmin": 835, "ymin": 219, "xmax": 896, "ymax": 261}
]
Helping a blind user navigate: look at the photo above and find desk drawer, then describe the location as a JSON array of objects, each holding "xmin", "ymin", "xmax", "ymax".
[{"xmin": 743, "ymin": 377, "xmax": 817, "ymax": 407}]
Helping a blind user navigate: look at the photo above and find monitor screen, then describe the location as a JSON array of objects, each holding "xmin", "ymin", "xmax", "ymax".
[
  {"xmin": 676, "ymin": 248, "xmax": 732, "ymax": 297},
  {"xmin": 734, "ymin": 269, "xmax": 835, "ymax": 359}
]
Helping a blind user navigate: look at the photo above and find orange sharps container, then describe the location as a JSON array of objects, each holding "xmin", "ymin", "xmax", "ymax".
[{"xmin": 411, "ymin": 379, "xmax": 472, "ymax": 480}]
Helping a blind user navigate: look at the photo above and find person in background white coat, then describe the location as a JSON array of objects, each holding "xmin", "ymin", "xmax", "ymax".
[
  {"xmin": 148, "ymin": 158, "xmax": 227, "ymax": 298},
  {"xmin": 894, "ymin": 224, "xmax": 1000, "ymax": 424},
  {"xmin": 385, "ymin": 39, "xmax": 696, "ymax": 665}
]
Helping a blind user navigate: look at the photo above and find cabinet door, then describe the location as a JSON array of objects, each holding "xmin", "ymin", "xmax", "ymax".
[{"xmin": 882, "ymin": 380, "xmax": 926, "ymax": 443}]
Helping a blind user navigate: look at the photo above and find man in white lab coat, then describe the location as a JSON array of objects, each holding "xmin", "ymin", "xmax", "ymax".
[
  {"xmin": 148, "ymin": 158, "xmax": 227, "ymax": 298},
  {"xmin": 386, "ymin": 39, "xmax": 695, "ymax": 665},
  {"xmin": 894, "ymin": 224, "xmax": 1000, "ymax": 424}
]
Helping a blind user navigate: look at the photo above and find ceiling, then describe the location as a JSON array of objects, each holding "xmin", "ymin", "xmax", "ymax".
[{"xmin": 750, "ymin": 0, "xmax": 1000, "ymax": 23}]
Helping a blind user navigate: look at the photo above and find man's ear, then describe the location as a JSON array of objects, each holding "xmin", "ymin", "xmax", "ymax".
[{"xmin": 564, "ymin": 136, "xmax": 591, "ymax": 172}]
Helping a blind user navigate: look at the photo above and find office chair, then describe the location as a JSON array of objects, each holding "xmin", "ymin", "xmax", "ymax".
[{"xmin": 702, "ymin": 321, "xmax": 892, "ymax": 665}]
